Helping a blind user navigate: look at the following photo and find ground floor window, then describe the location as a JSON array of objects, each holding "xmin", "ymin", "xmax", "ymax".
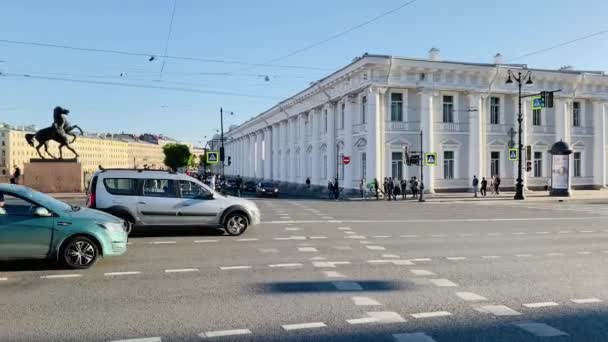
[
  {"xmin": 322, "ymin": 155, "xmax": 327, "ymax": 180},
  {"xmin": 573, "ymin": 152, "xmax": 581, "ymax": 177},
  {"xmin": 295, "ymin": 152, "xmax": 300, "ymax": 178},
  {"xmin": 490, "ymin": 151, "xmax": 500, "ymax": 177},
  {"xmin": 533, "ymin": 151, "xmax": 543, "ymax": 177},
  {"xmin": 443, "ymin": 151, "xmax": 454, "ymax": 179},
  {"xmin": 338, "ymin": 153, "xmax": 344, "ymax": 180},
  {"xmin": 391, "ymin": 152, "xmax": 403, "ymax": 180},
  {"xmin": 361, "ymin": 152, "xmax": 367, "ymax": 180}
]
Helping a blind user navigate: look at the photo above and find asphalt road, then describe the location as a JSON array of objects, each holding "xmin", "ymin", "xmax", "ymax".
[{"xmin": 2, "ymin": 197, "xmax": 608, "ymax": 341}]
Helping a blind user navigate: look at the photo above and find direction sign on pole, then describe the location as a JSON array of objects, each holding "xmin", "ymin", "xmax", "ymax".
[
  {"xmin": 206, "ymin": 151, "xmax": 219, "ymax": 164},
  {"xmin": 424, "ymin": 152, "xmax": 437, "ymax": 166},
  {"xmin": 342, "ymin": 156, "xmax": 351, "ymax": 165},
  {"xmin": 508, "ymin": 148, "xmax": 519, "ymax": 161},
  {"xmin": 531, "ymin": 95, "xmax": 545, "ymax": 110}
]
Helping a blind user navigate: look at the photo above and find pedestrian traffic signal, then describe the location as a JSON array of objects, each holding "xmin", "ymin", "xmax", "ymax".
[
  {"xmin": 227, "ymin": 156, "xmax": 232, "ymax": 166},
  {"xmin": 526, "ymin": 160, "xmax": 532, "ymax": 172},
  {"xmin": 219, "ymin": 146, "xmax": 225, "ymax": 162},
  {"xmin": 407, "ymin": 154, "xmax": 420, "ymax": 166},
  {"xmin": 541, "ymin": 91, "xmax": 554, "ymax": 108}
]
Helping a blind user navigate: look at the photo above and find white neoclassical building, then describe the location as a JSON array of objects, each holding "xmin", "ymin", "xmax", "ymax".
[{"xmin": 223, "ymin": 50, "xmax": 608, "ymax": 192}]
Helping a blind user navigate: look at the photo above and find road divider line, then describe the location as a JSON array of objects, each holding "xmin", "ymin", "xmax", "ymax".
[
  {"xmin": 410, "ymin": 258, "xmax": 432, "ymax": 262},
  {"xmin": 322, "ymin": 271, "xmax": 345, "ymax": 278},
  {"xmin": 352, "ymin": 296, "xmax": 382, "ymax": 306},
  {"xmin": 269, "ymin": 263, "xmax": 303, "ymax": 268},
  {"xmin": 481, "ymin": 255, "xmax": 501, "ymax": 259},
  {"xmin": 282, "ymin": 322, "xmax": 327, "ymax": 331},
  {"xmin": 346, "ymin": 317, "xmax": 380, "ymax": 325},
  {"xmin": 0, "ymin": 277, "xmax": 7, "ymax": 281},
  {"xmin": 109, "ymin": 337, "xmax": 162, "ymax": 342},
  {"xmin": 446, "ymin": 257, "xmax": 467, "ymax": 260},
  {"xmin": 104, "ymin": 271, "xmax": 141, "ymax": 276},
  {"xmin": 372, "ymin": 235, "xmax": 391, "ymax": 238},
  {"xmin": 164, "ymin": 268, "xmax": 199, "ymax": 273},
  {"xmin": 40, "ymin": 274, "xmax": 82, "ymax": 279},
  {"xmin": 219, "ymin": 266, "xmax": 252, "ymax": 270},
  {"xmin": 366, "ymin": 246, "xmax": 386, "ymax": 251},
  {"xmin": 571, "ymin": 298, "xmax": 602, "ymax": 304},
  {"xmin": 515, "ymin": 254, "xmax": 533, "ymax": 257},
  {"xmin": 475, "ymin": 304, "xmax": 521, "ymax": 316},
  {"xmin": 194, "ymin": 240, "xmax": 218, "ymax": 243},
  {"xmin": 309, "ymin": 236, "xmax": 327, "ymax": 239},
  {"xmin": 429, "ymin": 279, "xmax": 459, "ymax": 287},
  {"xmin": 366, "ymin": 311, "xmax": 406, "ymax": 323},
  {"xmin": 455, "ymin": 292, "xmax": 487, "ymax": 301},
  {"xmin": 411, "ymin": 311, "xmax": 452, "ymax": 319},
  {"xmin": 298, "ymin": 247, "xmax": 318, "ymax": 252},
  {"xmin": 523, "ymin": 302, "xmax": 559, "ymax": 308},
  {"xmin": 576, "ymin": 251, "xmax": 592, "ymax": 255},
  {"xmin": 236, "ymin": 238, "xmax": 259, "ymax": 241},
  {"xmin": 201, "ymin": 329, "xmax": 252, "ymax": 338},
  {"xmin": 410, "ymin": 269, "xmax": 435, "ymax": 276},
  {"xmin": 382, "ymin": 254, "xmax": 400, "ymax": 258},
  {"xmin": 150, "ymin": 241, "xmax": 176, "ymax": 244}
]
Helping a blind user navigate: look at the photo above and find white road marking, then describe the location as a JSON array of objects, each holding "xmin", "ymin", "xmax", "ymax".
[
  {"xmin": 298, "ymin": 247, "xmax": 318, "ymax": 252},
  {"xmin": 487, "ymin": 233, "xmax": 503, "ymax": 236},
  {"xmin": 366, "ymin": 245, "xmax": 386, "ymax": 251},
  {"xmin": 558, "ymin": 230, "xmax": 571, "ymax": 234},
  {"xmin": 321, "ymin": 216, "xmax": 334, "ymax": 219},
  {"xmin": 345, "ymin": 235, "xmax": 366, "ymax": 239},
  {"xmin": 372, "ymin": 235, "xmax": 392, "ymax": 238},
  {"xmin": 259, "ymin": 248, "xmax": 279, "ymax": 253},
  {"xmin": 580, "ymin": 230, "xmax": 594, "ymax": 233},
  {"xmin": 535, "ymin": 231, "xmax": 549, "ymax": 234},
  {"xmin": 392, "ymin": 332, "xmax": 437, "ymax": 342},
  {"xmin": 515, "ymin": 254, "xmax": 533, "ymax": 257},
  {"xmin": 481, "ymin": 255, "xmax": 501, "ymax": 259},
  {"xmin": 262, "ymin": 217, "xmax": 607, "ymax": 224},
  {"xmin": 410, "ymin": 258, "xmax": 432, "ymax": 262},
  {"xmin": 310, "ymin": 236, "xmax": 328, "ymax": 239},
  {"xmin": 513, "ymin": 321, "xmax": 568, "ymax": 337},
  {"xmin": 334, "ymin": 246, "xmax": 353, "ymax": 250},
  {"xmin": 352, "ymin": 296, "xmax": 382, "ymax": 306},
  {"xmin": 322, "ymin": 271, "xmax": 345, "ymax": 278},
  {"xmin": 40, "ymin": 274, "xmax": 82, "ymax": 279},
  {"xmin": 285, "ymin": 227, "xmax": 301, "ymax": 231},
  {"xmin": 346, "ymin": 317, "xmax": 380, "ymax": 325},
  {"xmin": 194, "ymin": 239, "xmax": 218, "ymax": 243},
  {"xmin": 366, "ymin": 311, "xmax": 406, "ymax": 323},
  {"xmin": 345, "ymin": 231, "xmax": 357, "ymax": 235},
  {"xmin": 282, "ymin": 322, "xmax": 327, "ymax": 331},
  {"xmin": 236, "ymin": 238, "xmax": 259, "ymax": 242},
  {"xmin": 523, "ymin": 302, "xmax": 559, "ymax": 308},
  {"xmin": 400, "ymin": 235, "xmax": 419, "ymax": 238},
  {"xmin": 431, "ymin": 234, "xmax": 447, "ymax": 237},
  {"xmin": 392, "ymin": 260, "xmax": 415, "ymax": 265},
  {"xmin": 359, "ymin": 241, "xmax": 372, "ymax": 244},
  {"xmin": 0, "ymin": 277, "xmax": 7, "ymax": 281},
  {"xmin": 367, "ymin": 260, "xmax": 392, "ymax": 264},
  {"xmin": 446, "ymin": 257, "xmax": 467, "ymax": 260},
  {"xmin": 201, "ymin": 329, "xmax": 252, "ymax": 338},
  {"xmin": 312, "ymin": 261, "xmax": 350, "ymax": 268},
  {"xmin": 150, "ymin": 241, "xmax": 176, "ymax": 244},
  {"xmin": 219, "ymin": 266, "xmax": 251, "ymax": 270},
  {"xmin": 164, "ymin": 268, "xmax": 198, "ymax": 273},
  {"xmin": 456, "ymin": 292, "xmax": 487, "ymax": 301},
  {"xmin": 576, "ymin": 251, "xmax": 592, "ymax": 255},
  {"xmin": 310, "ymin": 256, "xmax": 327, "ymax": 261},
  {"xmin": 126, "ymin": 242, "xmax": 133, "ymax": 245},
  {"xmin": 571, "ymin": 298, "xmax": 602, "ymax": 304},
  {"xmin": 476, "ymin": 305, "xmax": 521, "ymax": 316},
  {"xmin": 337, "ymin": 227, "xmax": 351, "ymax": 230},
  {"xmin": 411, "ymin": 311, "xmax": 452, "ymax": 319},
  {"xmin": 547, "ymin": 252, "xmax": 564, "ymax": 256},
  {"xmin": 109, "ymin": 338, "xmax": 162, "ymax": 342},
  {"xmin": 382, "ymin": 254, "xmax": 400, "ymax": 258},
  {"xmin": 104, "ymin": 271, "xmax": 141, "ymax": 276},
  {"xmin": 512, "ymin": 232, "xmax": 528, "ymax": 235},
  {"xmin": 269, "ymin": 263, "xmax": 303, "ymax": 268},
  {"xmin": 332, "ymin": 281, "xmax": 363, "ymax": 291},
  {"xmin": 410, "ymin": 269, "xmax": 435, "ymax": 276},
  {"xmin": 429, "ymin": 279, "xmax": 458, "ymax": 287}
]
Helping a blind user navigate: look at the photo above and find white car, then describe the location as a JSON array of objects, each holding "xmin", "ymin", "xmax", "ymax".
[{"xmin": 86, "ymin": 169, "xmax": 261, "ymax": 236}]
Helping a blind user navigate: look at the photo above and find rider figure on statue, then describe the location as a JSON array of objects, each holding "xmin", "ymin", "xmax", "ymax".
[{"xmin": 53, "ymin": 106, "xmax": 70, "ymax": 141}]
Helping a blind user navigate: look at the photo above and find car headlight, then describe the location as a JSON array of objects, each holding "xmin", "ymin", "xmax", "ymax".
[
  {"xmin": 274, "ymin": 188, "xmax": 278, "ymax": 192},
  {"xmin": 98, "ymin": 222, "xmax": 125, "ymax": 233},
  {"xmin": 262, "ymin": 189, "xmax": 266, "ymax": 192}
]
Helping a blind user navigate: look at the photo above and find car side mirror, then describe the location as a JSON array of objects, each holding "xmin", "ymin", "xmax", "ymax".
[
  {"xmin": 0, "ymin": 207, "xmax": 6, "ymax": 216},
  {"xmin": 196, "ymin": 193, "xmax": 214, "ymax": 200},
  {"xmin": 33, "ymin": 207, "xmax": 52, "ymax": 217}
]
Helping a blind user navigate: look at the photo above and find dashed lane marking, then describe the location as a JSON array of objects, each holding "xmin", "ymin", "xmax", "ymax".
[
  {"xmin": 535, "ymin": 231, "xmax": 549, "ymax": 234},
  {"xmin": 164, "ymin": 268, "xmax": 199, "ymax": 273},
  {"xmin": 410, "ymin": 269, "xmax": 435, "ymax": 276},
  {"xmin": 366, "ymin": 246, "xmax": 386, "ymax": 251},
  {"xmin": 515, "ymin": 254, "xmax": 533, "ymax": 257},
  {"xmin": 282, "ymin": 322, "xmax": 327, "ymax": 331},
  {"xmin": 411, "ymin": 311, "xmax": 452, "ymax": 319},
  {"xmin": 431, "ymin": 234, "xmax": 447, "ymax": 237},
  {"xmin": 104, "ymin": 271, "xmax": 141, "ymax": 276},
  {"xmin": 322, "ymin": 271, "xmax": 345, "ymax": 278},
  {"xmin": 576, "ymin": 251, "xmax": 592, "ymax": 255},
  {"xmin": 150, "ymin": 241, "xmax": 176, "ymax": 244},
  {"xmin": 345, "ymin": 235, "xmax": 366, "ymax": 239},
  {"xmin": 523, "ymin": 302, "xmax": 559, "ymax": 308},
  {"xmin": 259, "ymin": 248, "xmax": 279, "ymax": 253},
  {"xmin": 346, "ymin": 317, "xmax": 380, "ymax": 325},
  {"xmin": 475, "ymin": 305, "xmax": 521, "ymax": 316},
  {"xmin": 547, "ymin": 253, "xmax": 564, "ymax": 256},
  {"xmin": 332, "ymin": 281, "xmax": 363, "ymax": 291},
  {"xmin": 311, "ymin": 256, "xmax": 327, "ymax": 261},
  {"xmin": 359, "ymin": 241, "xmax": 372, "ymax": 244},
  {"xmin": 580, "ymin": 230, "xmax": 594, "ymax": 233},
  {"xmin": 393, "ymin": 260, "xmax": 415, "ymax": 265},
  {"xmin": 338, "ymin": 227, "xmax": 352, "ymax": 230},
  {"xmin": 410, "ymin": 258, "xmax": 432, "ymax": 262},
  {"xmin": 392, "ymin": 332, "xmax": 438, "ymax": 342},
  {"xmin": 0, "ymin": 277, "xmax": 7, "ymax": 281},
  {"xmin": 236, "ymin": 238, "xmax": 259, "ymax": 242},
  {"xmin": 312, "ymin": 261, "xmax": 351, "ymax": 268},
  {"xmin": 109, "ymin": 338, "xmax": 162, "ymax": 342},
  {"xmin": 334, "ymin": 246, "xmax": 353, "ymax": 250},
  {"xmin": 400, "ymin": 235, "xmax": 419, "ymax": 238},
  {"xmin": 285, "ymin": 227, "xmax": 301, "ymax": 231},
  {"xmin": 200, "ymin": 329, "xmax": 252, "ymax": 338},
  {"xmin": 446, "ymin": 257, "xmax": 467, "ymax": 260},
  {"xmin": 366, "ymin": 311, "xmax": 407, "ymax": 323},
  {"xmin": 219, "ymin": 266, "xmax": 252, "ymax": 270},
  {"xmin": 194, "ymin": 240, "xmax": 218, "ymax": 243},
  {"xmin": 345, "ymin": 231, "xmax": 357, "ymax": 235},
  {"xmin": 269, "ymin": 263, "xmax": 303, "ymax": 268},
  {"xmin": 512, "ymin": 232, "xmax": 528, "ymax": 235},
  {"xmin": 310, "ymin": 236, "xmax": 328, "ymax": 239},
  {"xmin": 456, "ymin": 292, "xmax": 487, "ymax": 301},
  {"xmin": 40, "ymin": 274, "xmax": 82, "ymax": 279},
  {"xmin": 571, "ymin": 298, "xmax": 602, "ymax": 304},
  {"xmin": 382, "ymin": 254, "xmax": 400, "ymax": 258},
  {"xmin": 352, "ymin": 296, "xmax": 382, "ymax": 306},
  {"xmin": 513, "ymin": 321, "xmax": 568, "ymax": 337},
  {"xmin": 558, "ymin": 231, "xmax": 571, "ymax": 234},
  {"xmin": 372, "ymin": 235, "xmax": 392, "ymax": 238},
  {"xmin": 481, "ymin": 255, "xmax": 501, "ymax": 259},
  {"xmin": 487, "ymin": 233, "xmax": 503, "ymax": 236},
  {"xmin": 298, "ymin": 247, "xmax": 318, "ymax": 252},
  {"xmin": 429, "ymin": 279, "xmax": 459, "ymax": 287}
]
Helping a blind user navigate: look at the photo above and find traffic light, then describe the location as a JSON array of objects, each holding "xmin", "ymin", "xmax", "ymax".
[
  {"xmin": 219, "ymin": 146, "xmax": 225, "ymax": 162},
  {"xmin": 526, "ymin": 161, "xmax": 532, "ymax": 172},
  {"xmin": 541, "ymin": 91, "xmax": 554, "ymax": 108},
  {"xmin": 408, "ymin": 154, "xmax": 420, "ymax": 166},
  {"xmin": 227, "ymin": 156, "xmax": 232, "ymax": 166}
]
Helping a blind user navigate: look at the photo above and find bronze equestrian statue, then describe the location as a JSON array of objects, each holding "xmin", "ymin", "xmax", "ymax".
[{"xmin": 25, "ymin": 106, "xmax": 84, "ymax": 159}]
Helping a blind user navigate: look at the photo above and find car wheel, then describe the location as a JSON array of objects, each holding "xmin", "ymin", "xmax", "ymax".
[
  {"xmin": 61, "ymin": 236, "xmax": 99, "ymax": 269},
  {"xmin": 225, "ymin": 213, "xmax": 248, "ymax": 236}
]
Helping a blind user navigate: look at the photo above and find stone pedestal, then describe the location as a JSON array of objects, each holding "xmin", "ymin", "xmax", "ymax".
[{"xmin": 24, "ymin": 159, "xmax": 83, "ymax": 193}]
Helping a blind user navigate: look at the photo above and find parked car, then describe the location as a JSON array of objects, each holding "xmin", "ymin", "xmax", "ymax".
[
  {"xmin": 0, "ymin": 184, "xmax": 128, "ymax": 269},
  {"xmin": 256, "ymin": 181, "xmax": 279, "ymax": 198},
  {"xmin": 243, "ymin": 181, "xmax": 256, "ymax": 193},
  {"xmin": 86, "ymin": 169, "xmax": 261, "ymax": 236}
]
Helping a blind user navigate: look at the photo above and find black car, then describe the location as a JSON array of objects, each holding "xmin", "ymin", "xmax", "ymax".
[
  {"xmin": 243, "ymin": 181, "xmax": 256, "ymax": 193},
  {"xmin": 256, "ymin": 181, "xmax": 279, "ymax": 197}
]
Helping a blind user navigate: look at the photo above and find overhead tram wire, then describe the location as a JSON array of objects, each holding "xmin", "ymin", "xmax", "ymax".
[{"xmin": 159, "ymin": 0, "xmax": 177, "ymax": 79}]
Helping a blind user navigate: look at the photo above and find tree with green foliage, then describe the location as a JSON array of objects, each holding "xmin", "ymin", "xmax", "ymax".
[{"xmin": 162, "ymin": 143, "xmax": 192, "ymax": 171}]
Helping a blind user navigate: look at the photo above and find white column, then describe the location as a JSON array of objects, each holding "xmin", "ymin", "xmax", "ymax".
[
  {"xmin": 250, "ymin": 133, "xmax": 257, "ymax": 178},
  {"xmin": 555, "ymin": 98, "xmax": 570, "ymax": 143},
  {"xmin": 468, "ymin": 93, "xmax": 483, "ymax": 182},
  {"xmin": 326, "ymin": 103, "xmax": 337, "ymax": 181},
  {"xmin": 263, "ymin": 127, "xmax": 272, "ymax": 180},
  {"xmin": 245, "ymin": 135, "xmax": 252, "ymax": 177},
  {"xmin": 288, "ymin": 117, "xmax": 297, "ymax": 183},
  {"xmin": 272, "ymin": 124, "xmax": 279, "ymax": 180},
  {"xmin": 420, "ymin": 90, "xmax": 435, "ymax": 193},
  {"xmin": 366, "ymin": 88, "xmax": 385, "ymax": 182},
  {"xmin": 311, "ymin": 109, "xmax": 320, "ymax": 185},
  {"xmin": 279, "ymin": 121, "xmax": 287, "ymax": 181},
  {"xmin": 593, "ymin": 101, "xmax": 607, "ymax": 188},
  {"xmin": 343, "ymin": 96, "xmax": 355, "ymax": 188},
  {"xmin": 299, "ymin": 114, "xmax": 307, "ymax": 183}
]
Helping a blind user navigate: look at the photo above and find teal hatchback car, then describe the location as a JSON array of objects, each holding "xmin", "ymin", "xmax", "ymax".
[{"xmin": 0, "ymin": 184, "xmax": 128, "ymax": 269}]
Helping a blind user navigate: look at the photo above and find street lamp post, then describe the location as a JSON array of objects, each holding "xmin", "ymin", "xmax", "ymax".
[
  {"xmin": 419, "ymin": 130, "xmax": 425, "ymax": 202},
  {"xmin": 506, "ymin": 70, "xmax": 533, "ymax": 200},
  {"xmin": 219, "ymin": 108, "xmax": 235, "ymax": 179}
]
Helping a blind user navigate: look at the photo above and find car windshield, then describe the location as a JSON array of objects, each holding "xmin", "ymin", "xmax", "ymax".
[
  {"xmin": 24, "ymin": 189, "xmax": 73, "ymax": 212},
  {"xmin": 261, "ymin": 183, "xmax": 274, "ymax": 187}
]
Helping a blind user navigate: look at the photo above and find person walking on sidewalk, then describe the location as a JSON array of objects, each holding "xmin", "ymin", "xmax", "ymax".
[
  {"xmin": 387, "ymin": 177, "xmax": 395, "ymax": 201},
  {"xmin": 400, "ymin": 178, "xmax": 407, "ymax": 200},
  {"xmin": 327, "ymin": 179, "xmax": 334, "ymax": 200},
  {"xmin": 235, "ymin": 175, "xmax": 243, "ymax": 197},
  {"xmin": 494, "ymin": 175, "xmax": 501, "ymax": 195},
  {"xmin": 333, "ymin": 178, "xmax": 340, "ymax": 200},
  {"xmin": 410, "ymin": 177, "xmax": 418, "ymax": 199},
  {"xmin": 373, "ymin": 178, "xmax": 379, "ymax": 200},
  {"xmin": 305, "ymin": 177, "xmax": 311, "ymax": 188},
  {"xmin": 472, "ymin": 175, "xmax": 479, "ymax": 198},
  {"xmin": 480, "ymin": 177, "xmax": 487, "ymax": 197},
  {"xmin": 359, "ymin": 178, "xmax": 365, "ymax": 198}
]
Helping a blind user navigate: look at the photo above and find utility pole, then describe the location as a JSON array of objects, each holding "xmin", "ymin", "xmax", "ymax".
[
  {"xmin": 419, "ymin": 130, "xmax": 425, "ymax": 202},
  {"xmin": 220, "ymin": 107, "xmax": 225, "ymax": 179}
]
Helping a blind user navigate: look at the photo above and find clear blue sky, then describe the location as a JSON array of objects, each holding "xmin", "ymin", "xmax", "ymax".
[{"xmin": 1, "ymin": 0, "xmax": 606, "ymax": 144}]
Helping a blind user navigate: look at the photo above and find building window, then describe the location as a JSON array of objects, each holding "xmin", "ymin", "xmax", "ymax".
[
  {"xmin": 322, "ymin": 155, "xmax": 327, "ymax": 180},
  {"xmin": 361, "ymin": 152, "xmax": 367, "ymax": 180},
  {"xmin": 340, "ymin": 103, "xmax": 345, "ymax": 129},
  {"xmin": 533, "ymin": 151, "xmax": 543, "ymax": 177},
  {"xmin": 572, "ymin": 102, "xmax": 581, "ymax": 127},
  {"xmin": 532, "ymin": 109, "xmax": 542, "ymax": 126},
  {"xmin": 391, "ymin": 152, "xmax": 404, "ymax": 180},
  {"xmin": 324, "ymin": 110, "xmax": 328, "ymax": 132},
  {"xmin": 490, "ymin": 151, "xmax": 500, "ymax": 177},
  {"xmin": 361, "ymin": 96, "xmax": 367, "ymax": 124},
  {"xmin": 573, "ymin": 152, "xmax": 581, "ymax": 177},
  {"xmin": 443, "ymin": 151, "xmax": 454, "ymax": 179},
  {"xmin": 338, "ymin": 153, "xmax": 344, "ymax": 180},
  {"xmin": 490, "ymin": 97, "xmax": 500, "ymax": 124},
  {"xmin": 442, "ymin": 95, "xmax": 454, "ymax": 123},
  {"xmin": 390, "ymin": 93, "xmax": 403, "ymax": 121}
]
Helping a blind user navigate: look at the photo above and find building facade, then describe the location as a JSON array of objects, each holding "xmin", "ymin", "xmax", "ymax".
[{"xmin": 223, "ymin": 52, "xmax": 608, "ymax": 191}]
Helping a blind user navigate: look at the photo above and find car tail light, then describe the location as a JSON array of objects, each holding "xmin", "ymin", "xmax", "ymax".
[
  {"xmin": 88, "ymin": 192, "xmax": 96, "ymax": 208},
  {"xmin": 87, "ymin": 176, "xmax": 98, "ymax": 208}
]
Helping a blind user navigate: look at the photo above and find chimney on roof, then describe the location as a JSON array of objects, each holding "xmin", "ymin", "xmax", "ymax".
[
  {"xmin": 494, "ymin": 53, "xmax": 504, "ymax": 65},
  {"xmin": 428, "ymin": 47, "xmax": 440, "ymax": 61}
]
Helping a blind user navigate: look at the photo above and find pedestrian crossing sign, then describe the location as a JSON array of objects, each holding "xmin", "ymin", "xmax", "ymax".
[
  {"xmin": 531, "ymin": 95, "xmax": 545, "ymax": 110},
  {"xmin": 509, "ymin": 148, "xmax": 519, "ymax": 161},
  {"xmin": 206, "ymin": 151, "xmax": 219, "ymax": 164},
  {"xmin": 424, "ymin": 153, "xmax": 437, "ymax": 166}
]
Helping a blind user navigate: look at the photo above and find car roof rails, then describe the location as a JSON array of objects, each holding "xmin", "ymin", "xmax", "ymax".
[{"xmin": 99, "ymin": 168, "xmax": 176, "ymax": 174}]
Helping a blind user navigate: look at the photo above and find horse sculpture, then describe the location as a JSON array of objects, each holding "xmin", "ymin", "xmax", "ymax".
[{"xmin": 25, "ymin": 106, "xmax": 84, "ymax": 159}]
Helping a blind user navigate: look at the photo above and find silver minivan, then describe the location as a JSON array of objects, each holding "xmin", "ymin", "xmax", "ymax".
[{"xmin": 86, "ymin": 169, "xmax": 261, "ymax": 236}]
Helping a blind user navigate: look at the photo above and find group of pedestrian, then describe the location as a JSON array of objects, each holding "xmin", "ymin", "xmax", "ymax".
[
  {"xmin": 358, "ymin": 176, "xmax": 420, "ymax": 200},
  {"xmin": 327, "ymin": 178, "xmax": 340, "ymax": 200},
  {"xmin": 472, "ymin": 175, "xmax": 501, "ymax": 197}
]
